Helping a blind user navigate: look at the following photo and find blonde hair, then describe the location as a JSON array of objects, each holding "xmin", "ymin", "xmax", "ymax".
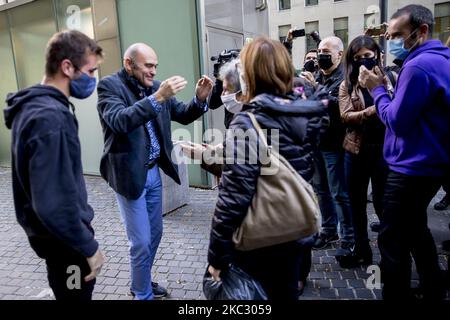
[{"xmin": 240, "ymin": 36, "xmax": 294, "ymax": 102}]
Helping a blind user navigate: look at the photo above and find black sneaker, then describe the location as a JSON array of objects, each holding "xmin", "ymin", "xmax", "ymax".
[
  {"xmin": 442, "ymin": 240, "xmax": 450, "ymax": 252},
  {"xmin": 335, "ymin": 243, "xmax": 360, "ymax": 268},
  {"xmin": 152, "ymin": 282, "xmax": 168, "ymax": 298},
  {"xmin": 335, "ymin": 242, "xmax": 355, "ymax": 257},
  {"xmin": 312, "ymin": 233, "xmax": 339, "ymax": 250},
  {"xmin": 129, "ymin": 282, "xmax": 168, "ymax": 299},
  {"xmin": 370, "ymin": 222, "xmax": 381, "ymax": 233},
  {"xmin": 298, "ymin": 280, "xmax": 307, "ymax": 297},
  {"xmin": 354, "ymin": 243, "xmax": 373, "ymax": 266},
  {"xmin": 434, "ymin": 195, "xmax": 449, "ymax": 211}
]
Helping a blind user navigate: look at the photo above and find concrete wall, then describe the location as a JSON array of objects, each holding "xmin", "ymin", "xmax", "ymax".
[
  {"xmin": 268, "ymin": 0, "xmax": 379, "ymax": 69},
  {"xmin": 268, "ymin": 0, "xmax": 449, "ymax": 69}
]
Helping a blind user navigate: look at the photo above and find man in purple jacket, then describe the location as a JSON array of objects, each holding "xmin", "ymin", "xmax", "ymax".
[{"xmin": 359, "ymin": 4, "xmax": 450, "ymax": 300}]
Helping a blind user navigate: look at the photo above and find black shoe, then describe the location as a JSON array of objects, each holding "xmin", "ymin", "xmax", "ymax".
[
  {"xmin": 129, "ymin": 282, "xmax": 168, "ymax": 299},
  {"xmin": 152, "ymin": 282, "xmax": 168, "ymax": 298},
  {"xmin": 411, "ymin": 286, "xmax": 447, "ymax": 301},
  {"xmin": 434, "ymin": 195, "xmax": 449, "ymax": 211},
  {"xmin": 354, "ymin": 243, "xmax": 373, "ymax": 265},
  {"xmin": 409, "ymin": 287, "xmax": 424, "ymax": 300},
  {"xmin": 335, "ymin": 243, "xmax": 360, "ymax": 268},
  {"xmin": 370, "ymin": 222, "xmax": 381, "ymax": 233},
  {"xmin": 312, "ymin": 233, "xmax": 339, "ymax": 250},
  {"xmin": 442, "ymin": 240, "xmax": 450, "ymax": 252},
  {"xmin": 335, "ymin": 242, "xmax": 355, "ymax": 257},
  {"xmin": 298, "ymin": 280, "xmax": 306, "ymax": 297}
]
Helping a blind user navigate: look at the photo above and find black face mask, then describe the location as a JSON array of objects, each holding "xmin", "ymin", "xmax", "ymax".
[
  {"xmin": 318, "ymin": 54, "xmax": 334, "ymax": 71},
  {"xmin": 354, "ymin": 57, "xmax": 377, "ymax": 71},
  {"xmin": 304, "ymin": 60, "xmax": 317, "ymax": 73}
]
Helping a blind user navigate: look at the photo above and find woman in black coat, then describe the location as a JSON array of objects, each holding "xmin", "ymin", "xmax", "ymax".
[{"xmin": 207, "ymin": 37, "xmax": 329, "ymax": 300}]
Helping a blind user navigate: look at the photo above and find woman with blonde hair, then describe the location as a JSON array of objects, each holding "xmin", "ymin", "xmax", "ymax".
[{"xmin": 206, "ymin": 37, "xmax": 329, "ymax": 300}]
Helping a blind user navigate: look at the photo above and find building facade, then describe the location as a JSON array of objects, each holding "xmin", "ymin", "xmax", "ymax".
[
  {"xmin": 0, "ymin": 0, "xmax": 269, "ymax": 188},
  {"xmin": 268, "ymin": 0, "xmax": 450, "ymax": 69}
]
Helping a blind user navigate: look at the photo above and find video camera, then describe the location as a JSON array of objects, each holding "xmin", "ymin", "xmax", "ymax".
[
  {"xmin": 211, "ymin": 49, "xmax": 241, "ymax": 78},
  {"xmin": 291, "ymin": 29, "xmax": 322, "ymax": 46},
  {"xmin": 365, "ymin": 23, "xmax": 388, "ymax": 38}
]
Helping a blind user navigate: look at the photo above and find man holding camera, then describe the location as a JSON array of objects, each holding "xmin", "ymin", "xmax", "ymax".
[
  {"xmin": 283, "ymin": 29, "xmax": 320, "ymax": 75},
  {"xmin": 97, "ymin": 43, "xmax": 213, "ymax": 300},
  {"xmin": 208, "ymin": 50, "xmax": 241, "ymax": 129}
]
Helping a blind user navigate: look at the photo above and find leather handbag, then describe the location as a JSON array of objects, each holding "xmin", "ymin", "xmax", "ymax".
[{"xmin": 232, "ymin": 112, "xmax": 321, "ymax": 251}]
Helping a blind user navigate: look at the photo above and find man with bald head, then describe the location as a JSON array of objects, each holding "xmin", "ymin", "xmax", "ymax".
[
  {"xmin": 97, "ymin": 43, "xmax": 213, "ymax": 300},
  {"xmin": 303, "ymin": 37, "xmax": 355, "ymax": 267}
]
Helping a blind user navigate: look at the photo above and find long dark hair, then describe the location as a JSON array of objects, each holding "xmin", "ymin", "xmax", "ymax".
[{"xmin": 344, "ymin": 35, "xmax": 382, "ymax": 94}]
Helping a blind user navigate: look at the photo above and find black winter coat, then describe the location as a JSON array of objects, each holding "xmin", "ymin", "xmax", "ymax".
[
  {"xmin": 208, "ymin": 93, "xmax": 329, "ymax": 269},
  {"xmin": 315, "ymin": 64, "xmax": 345, "ymax": 152}
]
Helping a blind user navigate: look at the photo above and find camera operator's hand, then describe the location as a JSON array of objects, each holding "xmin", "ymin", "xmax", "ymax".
[
  {"xmin": 301, "ymin": 71, "xmax": 318, "ymax": 88},
  {"xmin": 195, "ymin": 75, "xmax": 214, "ymax": 103},
  {"xmin": 153, "ymin": 76, "xmax": 188, "ymax": 103},
  {"xmin": 286, "ymin": 29, "xmax": 294, "ymax": 42}
]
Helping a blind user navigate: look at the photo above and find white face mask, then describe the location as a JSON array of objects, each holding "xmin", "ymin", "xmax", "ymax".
[{"xmin": 221, "ymin": 92, "xmax": 243, "ymax": 114}]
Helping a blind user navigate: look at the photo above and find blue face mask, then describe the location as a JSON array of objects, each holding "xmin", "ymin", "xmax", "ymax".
[
  {"xmin": 70, "ymin": 72, "xmax": 97, "ymax": 99},
  {"xmin": 388, "ymin": 38, "xmax": 410, "ymax": 61},
  {"xmin": 388, "ymin": 29, "xmax": 420, "ymax": 61}
]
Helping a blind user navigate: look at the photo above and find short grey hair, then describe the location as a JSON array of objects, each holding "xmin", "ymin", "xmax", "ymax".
[
  {"xmin": 218, "ymin": 58, "xmax": 241, "ymax": 93},
  {"xmin": 320, "ymin": 36, "xmax": 344, "ymax": 52}
]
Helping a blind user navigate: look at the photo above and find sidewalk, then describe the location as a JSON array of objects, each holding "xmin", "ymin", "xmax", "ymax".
[{"xmin": 0, "ymin": 167, "xmax": 448, "ymax": 300}]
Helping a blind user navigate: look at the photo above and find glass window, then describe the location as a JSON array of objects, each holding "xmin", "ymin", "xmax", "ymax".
[
  {"xmin": 56, "ymin": 0, "xmax": 94, "ymax": 38},
  {"xmin": 279, "ymin": 24, "xmax": 291, "ymax": 42},
  {"xmin": 305, "ymin": 20, "xmax": 319, "ymax": 52},
  {"xmin": 205, "ymin": 0, "xmax": 243, "ymax": 32},
  {"xmin": 434, "ymin": 2, "xmax": 450, "ymax": 45},
  {"xmin": 0, "ymin": 11, "xmax": 17, "ymax": 164},
  {"xmin": 279, "ymin": 0, "xmax": 291, "ymax": 10},
  {"xmin": 334, "ymin": 17, "xmax": 348, "ymax": 49},
  {"xmin": 8, "ymin": 0, "xmax": 57, "ymax": 88},
  {"xmin": 306, "ymin": 0, "xmax": 318, "ymax": 6}
]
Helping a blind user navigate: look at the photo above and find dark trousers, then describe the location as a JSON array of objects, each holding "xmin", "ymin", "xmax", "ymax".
[
  {"xmin": 345, "ymin": 145, "xmax": 388, "ymax": 248},
  {"xmin": 443, "ymin": 181, "xmax": 449, "ymax": 194},
  {"xmin": 378, "ymin": 170, "xmax": 445, "ymax": 300},
  {"xmin": 298, "ymin": 236, "xmax": 314, "ymax": 283},
  {"xmin": 29, "ymin": 236, "xmax": 95, "ymax": 300},
  {"xmin": 235, "ymin": 241, "xmax": 301, "ymax": 301}
]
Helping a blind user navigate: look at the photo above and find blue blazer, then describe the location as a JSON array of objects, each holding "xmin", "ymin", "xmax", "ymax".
[{"xmin": 97, "ymin": 69, "xmax": 206, "ymax": 199}]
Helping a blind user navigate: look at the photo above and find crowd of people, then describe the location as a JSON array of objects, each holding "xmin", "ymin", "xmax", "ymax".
[{"xmin": 3, "ymin": 4, "xmax": 449, "ymax": 301}]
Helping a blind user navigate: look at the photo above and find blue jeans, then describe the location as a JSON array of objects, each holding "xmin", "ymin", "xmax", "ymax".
[
  {"xmin": 312, "ymin": 151, "xmax": 354, "ymax": 245},
  {"xmin": 115, "ymin": 165, "xmax": 163, "ymax": 300}
]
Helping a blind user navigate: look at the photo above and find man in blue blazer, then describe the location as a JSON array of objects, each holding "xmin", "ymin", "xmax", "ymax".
[{"xmin": 97, "ymin": 43, "xmax": 213, "ymax": 300}]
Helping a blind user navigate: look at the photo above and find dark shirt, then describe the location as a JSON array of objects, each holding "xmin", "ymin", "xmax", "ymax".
[
  {"xmin": 315, "ymin": 64, "xmax": 346, "ymax": 152},
  {"xmin": 361, "ymin": 88, "xmax": 385, "ymax": 146}
]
